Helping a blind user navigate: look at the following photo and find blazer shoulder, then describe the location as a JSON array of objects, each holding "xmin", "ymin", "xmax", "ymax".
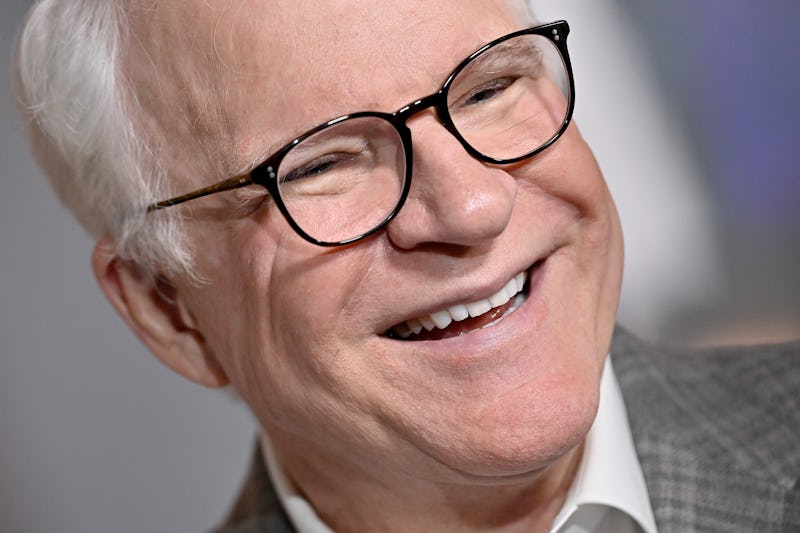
[{"xmin": 611, "ymin": 326, "xmax": 800, "ymax": 480}]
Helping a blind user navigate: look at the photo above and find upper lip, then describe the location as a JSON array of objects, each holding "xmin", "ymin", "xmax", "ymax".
[{"xmin": 376, "ymin": 254, "xmax": 549, "ymax": 335}]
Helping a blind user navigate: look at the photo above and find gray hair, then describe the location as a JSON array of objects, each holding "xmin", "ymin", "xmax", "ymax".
[
  {"xmin": 13, "ymin": 0, "xmax": 535, "ymax": 281},
  {"xmin": 14, "ymin": 0, "xmax": 192, "ymax": 280}
]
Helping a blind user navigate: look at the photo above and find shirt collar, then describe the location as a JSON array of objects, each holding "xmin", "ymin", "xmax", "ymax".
[
  {"xmin": 551, "ymin": 357, "xmax": 658, "ymax": 533},
  {"xmin": 261, "ymin": 434, "xmax": 333, "ymax": 533},
  {"xmin": 262, "ymin": 357, "xmax": 657, "ymax": 533}
]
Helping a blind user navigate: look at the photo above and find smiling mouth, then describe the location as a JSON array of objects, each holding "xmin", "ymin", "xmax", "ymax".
[{"xmin": 386, "ymin": 262, "xmax": 541, "ymax": 341}]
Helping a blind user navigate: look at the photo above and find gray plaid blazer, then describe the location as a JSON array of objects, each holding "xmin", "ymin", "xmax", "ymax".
[{"xmin": 214, "ymin": 328, "xmax": 800, "ymax": 532}]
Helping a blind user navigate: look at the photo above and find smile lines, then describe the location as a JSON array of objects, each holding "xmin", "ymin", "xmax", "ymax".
[{"xmin": 390, "ymin": 271, "xmax": 528, "ymax": 339}]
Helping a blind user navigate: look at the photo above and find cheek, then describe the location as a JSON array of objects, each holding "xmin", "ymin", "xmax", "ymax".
[
  {"xmin": 514, "ymin": 127, "xmax": 619, "ymax": 254},
  {"xmin": 199, "ymin": 219, "xmax": 386, "ymax": 426},
  {"xmin": 531, "ymin": 128, "xmax": 610, "ymax": 212},
  {"xmin": 545, "ymin": 131, "xmax": 624, "ymax": 348},
  {"xmin": 510, "ymin": 128, "xmax": 623, "ymax": 342},
  {"xmin": 547, "ymin": 131, "xmax": 623, "ymax": 279}
]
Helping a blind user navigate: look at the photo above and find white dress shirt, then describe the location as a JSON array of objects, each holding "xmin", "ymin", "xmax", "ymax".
[
  {"xmin": 550, "ymin": 358, "xmax": 658, "ymax": 533},
  {"xmin": 261, "ymin": 358, "xmax": 658, "ymax": 533}
]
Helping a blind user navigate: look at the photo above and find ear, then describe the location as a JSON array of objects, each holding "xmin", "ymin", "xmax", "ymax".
[{"xmin": 92, "ymin": 237, "xmax": 229, "ymax": 388}]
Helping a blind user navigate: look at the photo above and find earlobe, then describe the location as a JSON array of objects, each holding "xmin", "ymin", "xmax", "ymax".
[{"xmin": 91, "ymin": 237, "xmax": 229, "ymax": 388}]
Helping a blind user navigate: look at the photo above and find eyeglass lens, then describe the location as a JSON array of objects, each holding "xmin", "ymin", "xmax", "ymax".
[
  {"xmin": 276, "ymin": 32, "xmax": 570, "ymax": 244},
  {"xmin": 278, "ymin": 117, "xmax": 406, "ymax": 244},
  {"xmin": 447, "ymin": 34, "xmax": 570, "ymax": 161}
]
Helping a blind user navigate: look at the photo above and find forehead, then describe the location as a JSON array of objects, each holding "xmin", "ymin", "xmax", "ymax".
[{"xmin": 123, "ymin": 0, "xmax": 525, "ymax": 178}]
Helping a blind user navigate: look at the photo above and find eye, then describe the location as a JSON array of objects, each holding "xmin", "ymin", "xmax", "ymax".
[
  {"xmin": 281, "ymin": 152, "xmax": 357, "ymax": 184},
  {"xmin": 462, "ymin": 77, "xmax": 517, "ymax": 106}
]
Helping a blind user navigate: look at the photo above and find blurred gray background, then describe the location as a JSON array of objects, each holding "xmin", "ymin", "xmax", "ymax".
[{"xmin": 2, "ymin": 1, "xmax": 798, "ymax": 532}]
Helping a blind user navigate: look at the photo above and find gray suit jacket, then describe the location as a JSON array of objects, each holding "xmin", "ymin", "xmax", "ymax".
[{"xmin": 214, "ymin": 328, "xmax": 800, "ymax": 532}]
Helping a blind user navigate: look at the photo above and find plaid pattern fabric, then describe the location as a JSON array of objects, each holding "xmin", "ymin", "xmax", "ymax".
[
  {"xmin": 214, "ymin": 327, "xmax": 800, "ymax": 532},
  {"xmin": 612, "ymin": 328, "xmax": 800, "ymax": 532}
]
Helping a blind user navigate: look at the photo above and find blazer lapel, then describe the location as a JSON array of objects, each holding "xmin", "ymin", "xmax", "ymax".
[{"xmin": 212, "ymin": 444, "xmax": 296, "ymax": 533}]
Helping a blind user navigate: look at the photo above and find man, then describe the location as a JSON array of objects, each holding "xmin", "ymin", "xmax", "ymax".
[{"xmin": 13, "ymin": 0, "xmax": 799, "ymax": 531}]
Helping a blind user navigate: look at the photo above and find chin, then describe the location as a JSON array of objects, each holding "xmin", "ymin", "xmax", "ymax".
[{"xmin": 400, "ymin": 353, "xmax": 602, "ymax": 482}]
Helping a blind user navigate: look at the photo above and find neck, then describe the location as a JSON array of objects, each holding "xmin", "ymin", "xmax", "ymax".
[{"xmin": 276, "ymin": 438, "xmax": 584, "ymax": 533}]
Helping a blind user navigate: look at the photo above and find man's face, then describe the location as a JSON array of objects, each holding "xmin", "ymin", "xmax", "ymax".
[{"xmin": 128, "ymin": 0, "xmax": 623, "ymax": 485}]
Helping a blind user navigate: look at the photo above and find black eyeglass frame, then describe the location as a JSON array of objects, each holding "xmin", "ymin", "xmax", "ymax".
[{"xmin": 147, "ymin": 21, "xmax": 575, "ymax": 247}]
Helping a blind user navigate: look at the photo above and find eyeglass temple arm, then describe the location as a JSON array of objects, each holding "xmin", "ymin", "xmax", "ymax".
[{"xmin": 146, "ymin": 174, "xmax": 253, "ymax": 212}]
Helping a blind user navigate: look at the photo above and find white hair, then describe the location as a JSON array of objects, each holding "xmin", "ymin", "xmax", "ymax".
[
  {"xmin": 14, "ymin": 0, "xmax": 193, "ymax": 281},
  {"xmin": 13, "ymin": 0, "xmax": 536, "ymax": 282}
]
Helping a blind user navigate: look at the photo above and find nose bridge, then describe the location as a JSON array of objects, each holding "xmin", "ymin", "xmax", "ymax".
[
  {"xmin": 396, "ymin": 91, "xmax": 465, "ymax": 162},
  {"xmin": 386, "ymin": 91, "xmax": 517, "ymax": 250},
  {"xmin": 395, "ymin": 92, "xmax": 443, "ymax": 124}
]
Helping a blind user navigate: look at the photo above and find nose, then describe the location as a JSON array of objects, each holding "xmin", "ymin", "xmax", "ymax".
[{"xmin": 386, "ymin": 115, "xmax": 518, "ymax": 250}]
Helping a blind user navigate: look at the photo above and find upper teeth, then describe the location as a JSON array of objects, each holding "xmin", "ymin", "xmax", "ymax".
[{"xmin": 393, "ymin": 272, "xmax": 526, "ymax": 338}]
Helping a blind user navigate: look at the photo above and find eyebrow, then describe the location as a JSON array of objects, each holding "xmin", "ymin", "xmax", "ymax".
[
  {"xmin": 286, "ymin": 135, "xmax": 370, "ymax": 162},
  {"xmin": 465, "ymin": 39, "xmax": 543, "ymax": 74}
]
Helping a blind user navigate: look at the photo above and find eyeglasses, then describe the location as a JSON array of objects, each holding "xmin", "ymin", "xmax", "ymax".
[{"xmin": 148, "ymin": 21, "xmax": 575, "ymax": 246}]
